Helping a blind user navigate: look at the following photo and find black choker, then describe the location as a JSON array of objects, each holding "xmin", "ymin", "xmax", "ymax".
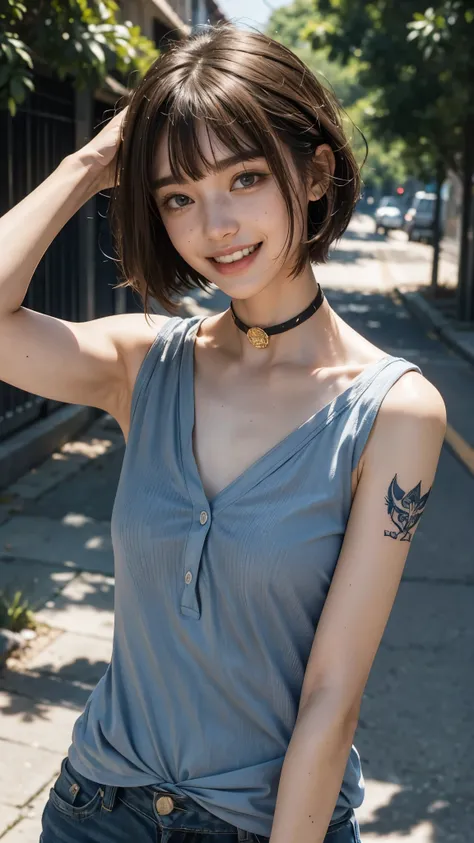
[{"xmin": 230, "ymin": 284, "xmax": 324, "ymax": 349}]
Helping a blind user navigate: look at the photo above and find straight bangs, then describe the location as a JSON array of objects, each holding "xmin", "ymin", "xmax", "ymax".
[{"xmin": 110, "ymin": 23, "xmax": 361, "ymax": 315}]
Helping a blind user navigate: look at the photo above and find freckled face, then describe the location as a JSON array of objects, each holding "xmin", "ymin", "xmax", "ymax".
[{"xmin": 152, "ymin": 125, "xmax": 308, "ymax": 300}]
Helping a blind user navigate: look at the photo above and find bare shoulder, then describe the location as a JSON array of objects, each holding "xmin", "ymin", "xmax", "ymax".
[
  {"xmin": 379, "ymin": 369, "xmax": 447, "ymax": 423},
  {"xmin": 359, "ymin": 369, "xmax": 447, "ymax": 474}
]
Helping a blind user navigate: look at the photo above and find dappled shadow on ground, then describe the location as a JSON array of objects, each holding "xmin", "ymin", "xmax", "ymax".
[
  {"xmin": 23, "ymin": 446, "xmax": 124, "ymax": 523},
  {"xmin": 343, "ymin": 226, "xmax": 388, "ymax": 243},
  {"xmin": 327, "ymin": 246, "xmax": 376, "ymax": 264},
  {"xmin": 382, "ymin": 243, "xmax": 434, "ymax": 266},
  {"xmin": 327, "ymin": 221, "xmax": 389, "ymax": 262},
  {"xmin": 313, "ymin": 285, "xmax": 438, "ymax": 361},
  {"xmin": 0, "ymin": 655, "xmax": 108, "ymax": 706}
]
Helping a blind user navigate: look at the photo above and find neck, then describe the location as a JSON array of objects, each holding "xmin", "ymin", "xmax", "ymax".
[
  {"xmin": 230, "ymin": 271, "xmax": 319, "ymax": 330},
  {"xmin": 222, "ymin": 276, "xmax": 344, "ymax": 368}
]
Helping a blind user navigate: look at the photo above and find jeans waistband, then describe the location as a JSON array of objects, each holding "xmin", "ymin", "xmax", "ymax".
[
  {"xmin": 67, "ymin": 758, "xmax": 252, "ymax": 841},
  {"xmin": 67, "ymin": 757, "xmax": 352, "ymax": 840}
]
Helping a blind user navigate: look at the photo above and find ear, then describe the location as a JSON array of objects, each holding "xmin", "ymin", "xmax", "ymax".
[{"xmin": 307, "ymin": 144, "xmax": 336, "ymax": 203}]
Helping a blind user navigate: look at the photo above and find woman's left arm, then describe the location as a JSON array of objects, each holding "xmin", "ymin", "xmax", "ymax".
[{"xmin": 269, "ymin": 372, "xmax": 447, "ymax": 843}]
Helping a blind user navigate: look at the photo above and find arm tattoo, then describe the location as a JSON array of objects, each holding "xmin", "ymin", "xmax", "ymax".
[{"xmin": 384, "ymin": 474, "xmax": 431, "ymax": 542}]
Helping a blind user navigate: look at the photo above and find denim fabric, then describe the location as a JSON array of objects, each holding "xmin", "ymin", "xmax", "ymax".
[{"xmin": 41, "ymin": 757, "xmax": 362, "ymax": 843}]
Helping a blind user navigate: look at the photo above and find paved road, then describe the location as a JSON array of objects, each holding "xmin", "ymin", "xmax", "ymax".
[{"xmin": 0, "ymin": 213, "xmax": 472, "ymax": 842}]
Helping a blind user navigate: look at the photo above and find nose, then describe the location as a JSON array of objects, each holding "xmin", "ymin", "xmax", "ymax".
[{"xmin": 202, "ymin": 196, "xmax": 239, "ymax": 242}]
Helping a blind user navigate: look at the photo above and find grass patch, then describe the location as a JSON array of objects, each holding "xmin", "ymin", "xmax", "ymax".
[{"xmin": 0, "ymin": 589, "xmax": 37, "ymax": 633}]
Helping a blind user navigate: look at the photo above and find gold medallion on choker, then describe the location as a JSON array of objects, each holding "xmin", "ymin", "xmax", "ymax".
[
  {"xmin": 246, "ymin": 327, "xmax": 270, "ymax": 349},
  {"xmin": 230, "ymin": 285, "xmax": 324, "ymax": 350}
]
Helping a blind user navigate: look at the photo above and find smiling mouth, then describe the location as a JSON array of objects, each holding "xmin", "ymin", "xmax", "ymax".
[{"xmin": 209, "ymin": 242, "xmax": 262, "ymax": 264}]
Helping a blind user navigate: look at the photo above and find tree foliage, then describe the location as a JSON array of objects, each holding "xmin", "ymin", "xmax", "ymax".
[
  {"xmin": 268, "ymin": 0, "xmax": 474, "ymax": 310},
  {"xmin": 266, "ymin": 2, "xmax": 409, "ymax": 188},
  {"xmin": 0, "ymin": 0, "xmax": 159, "ymax": 115},
  {"xmin": 305, "ymin": 0, "xmax": 474, "ymax": 178}
]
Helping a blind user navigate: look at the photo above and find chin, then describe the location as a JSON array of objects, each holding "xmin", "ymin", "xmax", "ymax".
[{"xmin": 213, "ymin": 277, "xmax": 272, "ymax": 300}]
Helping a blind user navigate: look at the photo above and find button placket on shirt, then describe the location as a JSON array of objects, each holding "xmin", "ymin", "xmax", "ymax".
[{"xmin": 180, "ymin": 504, "xmax": 211, "ymax": 618}]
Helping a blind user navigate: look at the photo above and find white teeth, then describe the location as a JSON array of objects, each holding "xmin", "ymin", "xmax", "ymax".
[{"xmin": 213, "ymin": 243, "xmax": 259, "ymax": 264}]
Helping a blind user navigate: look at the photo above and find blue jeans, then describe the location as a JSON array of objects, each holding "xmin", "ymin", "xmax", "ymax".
[{"xmin": 41, "ymin": 756, "xmax": 362, "ymax": 842}]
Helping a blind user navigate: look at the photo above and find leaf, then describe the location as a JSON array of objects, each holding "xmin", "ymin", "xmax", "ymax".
[
  {"xmin": 0, "ymin": 64, "xmax": 11, "ymax": 87},
  {"xmin": 10, "ymin": 76, "xmax": 25, "ymax": 103},
  {"xmin": 114, "ymin": 24, "xmax": 130, "ymax": 38},
  {"xmin": 96, "ymin": 1, "xmax": 107, "ymax": 20},
  {"xmin": 87, "ymin": 40, "xmax": 106, "ymax": 64},
  {"xmin": 1, "ymin": 41, "xmax": 14, "ymax": 62},
  {"xmin": 8, "ymin": 96, "xmax": 16, "ymax": 116},
  {"xmin": 8, "ymin": 37, "xmax": 27, "ymax": 49},
  {"xmin": 16, "ymin": 48, "xmax": 33, "ymax": 68}
]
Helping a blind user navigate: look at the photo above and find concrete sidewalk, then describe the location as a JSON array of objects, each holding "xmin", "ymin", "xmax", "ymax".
[
  {"xmin": 374, "ymin": 224, "xmax": 474, "ymax": 368},
  {"xmin": 0, "ymin": 412, "xmax": 122, "ymax": 840}
]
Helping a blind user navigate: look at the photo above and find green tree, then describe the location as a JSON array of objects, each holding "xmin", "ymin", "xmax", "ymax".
[
  {"xmin": 0, "ymin": 0, "xmax": 159, "ymax": 116},
  {"xmin": 305, "ymin": 1, "xmax": 453, "ymax": 174},
  {"xmin": 406, "ymin": 0, "xmax": 474, "ymax": 313},
  {"xmin": 305, "ymin": 0, "xmax": 474, "ymax": 311},
  {"xmin": 266, "ymin": 3, "xmax": 410, "ymax": 191},
  {"xmin": 268, "ymin": 0, "xmax": 318, "ymax": 49}
]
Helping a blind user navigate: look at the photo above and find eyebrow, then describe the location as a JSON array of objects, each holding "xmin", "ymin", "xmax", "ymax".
[{"xmin": 152, "ymin": 149, "xmax": 264, "ymax": 190}]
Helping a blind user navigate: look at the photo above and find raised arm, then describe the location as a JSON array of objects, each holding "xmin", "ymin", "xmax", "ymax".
[{"xmin": 0, "ymin": 107, "xmax": 160, "ymax": 421}]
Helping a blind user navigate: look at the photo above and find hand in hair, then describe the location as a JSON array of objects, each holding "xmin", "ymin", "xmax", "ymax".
[{"xmin": 77, "ymin": 105, "xmax": 129, "ymax": 194}]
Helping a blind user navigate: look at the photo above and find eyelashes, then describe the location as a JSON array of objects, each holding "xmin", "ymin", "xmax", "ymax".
[{"xmin": 160, "ymin": 171, "xmax": 269, "ymax": 212}]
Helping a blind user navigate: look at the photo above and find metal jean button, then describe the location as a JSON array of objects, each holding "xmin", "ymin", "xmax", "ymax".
[{"xmin": 155, "ymin": 795, "xmax": 175, "ymax": 815}]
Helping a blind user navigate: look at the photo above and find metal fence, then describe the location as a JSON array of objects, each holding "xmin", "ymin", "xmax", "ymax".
[{"xmin": 0, "ymin": 75, "xmax": 80, "ymax": 441}]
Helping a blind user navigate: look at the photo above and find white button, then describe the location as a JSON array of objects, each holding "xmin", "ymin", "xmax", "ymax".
[
  {"xmin": 199, "ymin": 511, "xmax": 208, "ymax": 525},
  {"xmin": 185, "ymin": 571, "xmax": 193, "ymax": 584}
]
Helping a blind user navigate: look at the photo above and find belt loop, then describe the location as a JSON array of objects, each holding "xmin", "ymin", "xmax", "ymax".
[
  {"xmin": 101, "ymin": 784, "xmax": 118, "ymax": 812},
  {"xmin": 237, "ymin": 829, "xmax": 250, "ymax": 842}
]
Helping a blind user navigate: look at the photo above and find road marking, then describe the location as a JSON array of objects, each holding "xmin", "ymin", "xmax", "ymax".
[{"xmin": 445, "ymin": 423, "xmax": 474, "ymax": 475}]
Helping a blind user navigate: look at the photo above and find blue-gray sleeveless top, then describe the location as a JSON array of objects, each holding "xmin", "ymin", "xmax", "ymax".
[{"xmin": 68, "ymin": 314, "xmax": 422, "ymax": 836}]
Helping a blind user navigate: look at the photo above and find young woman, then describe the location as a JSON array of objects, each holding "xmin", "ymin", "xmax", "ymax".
[{"xmin": 0, "ymin": 23, "xmax": 445, "ymax": 843}]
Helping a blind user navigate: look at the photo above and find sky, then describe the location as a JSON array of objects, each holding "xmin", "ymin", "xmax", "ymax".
[{"xmin": 216, "ymin": 0, "xmax": 293, "ymax": 31}]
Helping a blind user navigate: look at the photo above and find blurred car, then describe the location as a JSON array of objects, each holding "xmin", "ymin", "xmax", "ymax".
[
  {"xmin": 403, "ymin": 191, "xmax": 439, "ymax": 242},
  {"xmin": 374, "ymin": 196, "xmax": 404, "ymax": 234}
]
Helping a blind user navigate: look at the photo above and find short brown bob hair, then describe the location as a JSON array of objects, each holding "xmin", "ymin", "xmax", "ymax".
[{"xmin": 110, "ymin": 22, "xmax": 361, "ymax": 315}]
